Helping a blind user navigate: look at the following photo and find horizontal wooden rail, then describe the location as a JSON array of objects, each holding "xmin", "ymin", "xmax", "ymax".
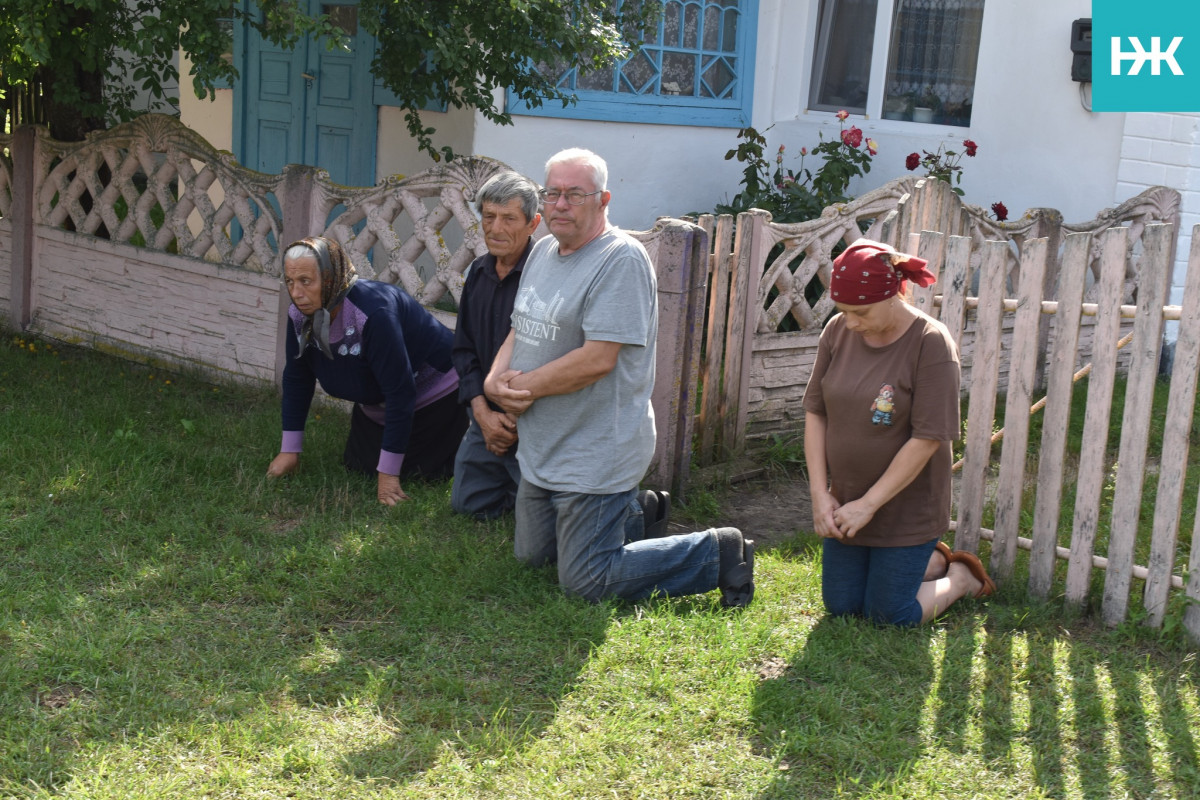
[
  {"xmin": 949, "ymin": 522, "xmax": 1185, "ymax": 590},
  {"xmin": 936, "ymin": 296, "xmax": 1183, "ymax": 321}
]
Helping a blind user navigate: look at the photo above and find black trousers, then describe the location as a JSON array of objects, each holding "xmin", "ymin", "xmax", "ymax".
[{"xmin": 342, "ymin": 392, "xmax": 468, "ymax": 481}]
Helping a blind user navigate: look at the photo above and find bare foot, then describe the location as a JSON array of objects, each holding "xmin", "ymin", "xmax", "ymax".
[
  {"xmin": 948, "ymin": 561, "xmax": 984, "ymax": 598},
  {"xmin": 923, "ymin": 548, "xmax": 950, "ymax": 581}
]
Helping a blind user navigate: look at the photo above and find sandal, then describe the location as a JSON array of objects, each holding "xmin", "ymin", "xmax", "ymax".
[{"xmin": 951, "ymin": 550, "xmax": 996, "ymax": 598}]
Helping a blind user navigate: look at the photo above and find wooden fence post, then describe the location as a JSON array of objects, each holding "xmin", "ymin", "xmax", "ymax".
[
  {"xmin": 721, "ymin": 210, "xmax": 766, "ymax": 456},
  {"xmin": 1064, "ymin": 227, "xmax": 1128, "ymax": 609},
  {"xmin": 650, "ymin": 220, "xmax": 710, "ymax": 498},
  {"xmin": 1147, "ymin": 225, "xmax": 1200, "ymax": 628},
  {"xmin": 9, "ymin": 126, "xmax": 38, "ymax": 329},
  {"xmin": 1029, "ymin": 209, "xmax": 1064, "ymax": 391},
  {"xmin": 1101, "ymin": 223, "xmax": 1172, "ymax": 626},
  {"xmin": 910, "ymin": 230, "xmax": 945, "ymax": 317},
  {"xmin": 990, "ymin": 237, "xmax": 1050, "ymax": 582},
  {"xmin": 954, "ymin": 240, "xmax": 1008, "ymax": 555},
  {"xmin": 698, "ymin": 214, "xmax": 734, "ymax": 466},
  {"xmin": 936, "ymin": 235, "xmax": 972, "ymax": 346},
  {"xmin": 275, "ymin": 165, "xmax": 324, "ymax": 387},
  {"xmin": 1028, "ymin": 232, "xmax": 1091, "ymax": 599}
]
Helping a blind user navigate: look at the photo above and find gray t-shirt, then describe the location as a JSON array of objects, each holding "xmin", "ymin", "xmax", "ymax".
[{"xmin": 510, "ymin": 227, "xmax": 657, "ymax": 493}]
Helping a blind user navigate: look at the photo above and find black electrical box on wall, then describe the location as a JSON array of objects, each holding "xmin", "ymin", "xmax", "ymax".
[{"xmin": 1071, "ymin": 18, "xmax": 1092, "ymax": 82}]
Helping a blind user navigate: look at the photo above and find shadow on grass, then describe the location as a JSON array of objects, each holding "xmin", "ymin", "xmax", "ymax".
[
  {"xmin": 745, "ymin": 585, "xmax": 1200, "ymax": 800},
  {"xmin": 749, "ymin": 615, "xmax": 934, "ymax": 798}
]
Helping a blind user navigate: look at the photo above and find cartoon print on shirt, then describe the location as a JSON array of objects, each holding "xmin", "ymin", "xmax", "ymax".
[{"xmin": 870, "ymin": 383, "xmax": 895, "ymax": 426}]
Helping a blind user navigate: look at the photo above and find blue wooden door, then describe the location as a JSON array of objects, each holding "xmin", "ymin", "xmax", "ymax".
[{"xmin": 236, "ymin": 0, "xmax": 377, "ymax": 187}]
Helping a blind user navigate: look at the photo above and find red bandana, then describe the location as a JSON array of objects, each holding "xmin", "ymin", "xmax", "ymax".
[{"xmin": 829, "ymin": 239, "xmax": 936, "ymax": 305}]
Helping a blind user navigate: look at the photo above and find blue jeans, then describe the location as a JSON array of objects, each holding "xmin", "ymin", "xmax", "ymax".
[
  {"xmin": 821, "ymin": 537, "xmax": 939, "ymax": 627},
  {"xmin": 514, "ymin": 479, "xmax": 720, "ymax": 603},
  {"xmin": 450, "ymin": 408, "xmax": 522, "ymax": 520}
]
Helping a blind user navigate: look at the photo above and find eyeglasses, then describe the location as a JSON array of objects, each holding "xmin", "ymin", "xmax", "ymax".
[{"xmin": 537, "ymin": 189, "xmax": 601, "ymax": 205}]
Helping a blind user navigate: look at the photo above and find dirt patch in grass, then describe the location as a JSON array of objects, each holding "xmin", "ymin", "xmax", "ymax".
[
  {"xmin": 37, "ymin": 684, "xmax": 90, "ymax": 710},
  {"xmin": 672, "ymin": 464, "xmax": 814, "ymax": 552}
]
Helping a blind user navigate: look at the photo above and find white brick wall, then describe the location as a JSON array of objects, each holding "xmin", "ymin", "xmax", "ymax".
[{"xmin": 1116, "ymin": 112, "xmax": 1200, "ymax": 348}]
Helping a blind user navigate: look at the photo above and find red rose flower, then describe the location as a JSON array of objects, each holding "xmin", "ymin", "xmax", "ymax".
[
  {"xmin": 963, "ymin": 139, "xmax": 978, "ymax": 157},
  {"xmin": 991, "ymin": 201, "xmax": 1008, "ymax": 221},
  {"xmin": 836, "ymin": 109, "xmax": 850, "ymax": 121},
  {"xmin": 841, "ymin": 126, "xmax": 863, "ymax": 148},
  {"xmin": 906, "ymin": 152, "xmax": 921, "ymax": 171}
]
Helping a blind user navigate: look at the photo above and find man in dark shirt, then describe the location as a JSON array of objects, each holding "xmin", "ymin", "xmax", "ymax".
[{"xmin": 450, "ymin": 172, "xmax": 541, "ymax": 518}]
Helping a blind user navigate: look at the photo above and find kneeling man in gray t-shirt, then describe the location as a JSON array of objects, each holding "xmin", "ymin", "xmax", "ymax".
[{"xmin": 485, "ymin": 148, "xmax": 754, "ymax": 607}]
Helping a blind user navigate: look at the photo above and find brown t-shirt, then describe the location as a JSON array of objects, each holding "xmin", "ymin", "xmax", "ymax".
[{"xmin": 803, "ymin": 309, "xmax": 961, "ymax": 547}]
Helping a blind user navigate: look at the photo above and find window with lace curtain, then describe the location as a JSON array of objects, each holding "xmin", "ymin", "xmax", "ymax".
[
  {"xmin": 510, "ymin": 0, "xmax": 757, "ymax": 127},
  {"xmin": 809, "ymin": 0, "xmax": 984, "ymax": 127}
]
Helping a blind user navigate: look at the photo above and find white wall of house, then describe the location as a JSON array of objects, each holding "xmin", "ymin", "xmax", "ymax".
[{"xmin": 373, "ymin": 92, "xmax": 750, "ymax": 231}]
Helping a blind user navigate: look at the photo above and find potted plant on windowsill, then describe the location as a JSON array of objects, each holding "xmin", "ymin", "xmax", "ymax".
[{"xmin": 912, "ymin": 86, "xmax": 941, "ymax": 123}]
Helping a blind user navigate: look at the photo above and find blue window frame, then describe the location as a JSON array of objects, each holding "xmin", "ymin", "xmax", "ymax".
[{"xmin": 510, "ymin": 0, "xmax": 757, "ymax": 128}]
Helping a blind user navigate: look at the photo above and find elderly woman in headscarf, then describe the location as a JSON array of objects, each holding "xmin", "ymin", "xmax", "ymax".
[
  {"xmin": 267, "ymin": 236, "xmax": 468, "ymax": 505},
  {"xmin": 803, "ymin": 238, "xmax": 995, "ymax": 626}
]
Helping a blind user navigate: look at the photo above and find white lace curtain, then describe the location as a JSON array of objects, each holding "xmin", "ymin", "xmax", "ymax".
[{"xmin": 884, "ymin": 0, "xmax": 985, "ymax": 111}]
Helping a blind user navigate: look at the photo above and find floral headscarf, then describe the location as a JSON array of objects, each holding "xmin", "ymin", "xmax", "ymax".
[{"xmin": 285, "ymin": 236, "xmax": 358, "ymax": 360}]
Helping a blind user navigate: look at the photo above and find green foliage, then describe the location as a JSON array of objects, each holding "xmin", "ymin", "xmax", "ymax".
[
  {"xmin": 713, "ymin": 116, "xmax": 877, "ymax": 223},
  {"xmin": 762, "ymin": 433, "xmax": 807, "ymax": 481},
  {"xmin": 0, "ymin": 0, "xmax": 658, "ymax": 158},
  {"xmin": 0, "ymin": 0, "xmax": 345, "ymax": 137}
]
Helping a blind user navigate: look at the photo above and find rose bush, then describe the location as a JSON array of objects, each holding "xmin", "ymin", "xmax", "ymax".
[
  {"xmin": 715, "ymin": 111, "xmax": 877, "ymax": 224},
  {"xmin": 905, "ymin": 138, "xmax": 978, "ymax": 196}
]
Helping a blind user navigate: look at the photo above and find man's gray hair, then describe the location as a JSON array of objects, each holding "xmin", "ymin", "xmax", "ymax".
[
  {"xmin": 545, "ymin": 148, "xmax": 608, "ymax": 192},
  {"xmin": 475, "ymin": 171, "xmax": 541, "ymax": 223}
]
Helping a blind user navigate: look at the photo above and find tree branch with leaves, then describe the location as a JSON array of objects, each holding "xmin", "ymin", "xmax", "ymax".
[{"xmin": 1, "ymin": 0, "xmax": 657, "ymax": 158}]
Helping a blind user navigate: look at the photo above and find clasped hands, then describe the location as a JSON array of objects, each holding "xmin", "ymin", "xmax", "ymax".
[
  {"xmin": 475, "ymin": 405, "xmax": 519, "ymax": 456},
  {"xmin": 811, "ymin": 492, "xmax": 877, "ymax": 540},
  {"xmin": 484, "ymin": 369, "xmax": 534, "ymax": 418}
]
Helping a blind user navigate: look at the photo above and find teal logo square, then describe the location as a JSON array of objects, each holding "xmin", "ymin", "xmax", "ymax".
[{"xmin": 1093, "ymin": 0, "xmax": 1200, "ymax": 111}]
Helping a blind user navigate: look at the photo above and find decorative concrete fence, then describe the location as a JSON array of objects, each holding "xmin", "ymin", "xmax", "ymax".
[{"xmin": 0, "ymin": 115, "xmax": 707, "ymax": 495}]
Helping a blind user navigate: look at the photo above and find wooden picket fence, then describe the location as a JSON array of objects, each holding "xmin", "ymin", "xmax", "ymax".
[
  {"xmin": 929, "ymin": 222, "xmax": 1200, "ymax": 634},
  {"xmin": 694, "ymin": 178, "xmax": 1181, "ymax": 457}
]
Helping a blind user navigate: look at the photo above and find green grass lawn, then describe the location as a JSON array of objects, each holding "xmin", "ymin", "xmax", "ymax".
[{"xmin": 2, "ymin": 331, "xmax": 1200, "ymax": 799}]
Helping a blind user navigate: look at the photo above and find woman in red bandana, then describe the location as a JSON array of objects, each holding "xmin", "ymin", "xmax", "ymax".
[{"xmin": 802, "ymin": 239, "xmax": 995, "ymax": 626}]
